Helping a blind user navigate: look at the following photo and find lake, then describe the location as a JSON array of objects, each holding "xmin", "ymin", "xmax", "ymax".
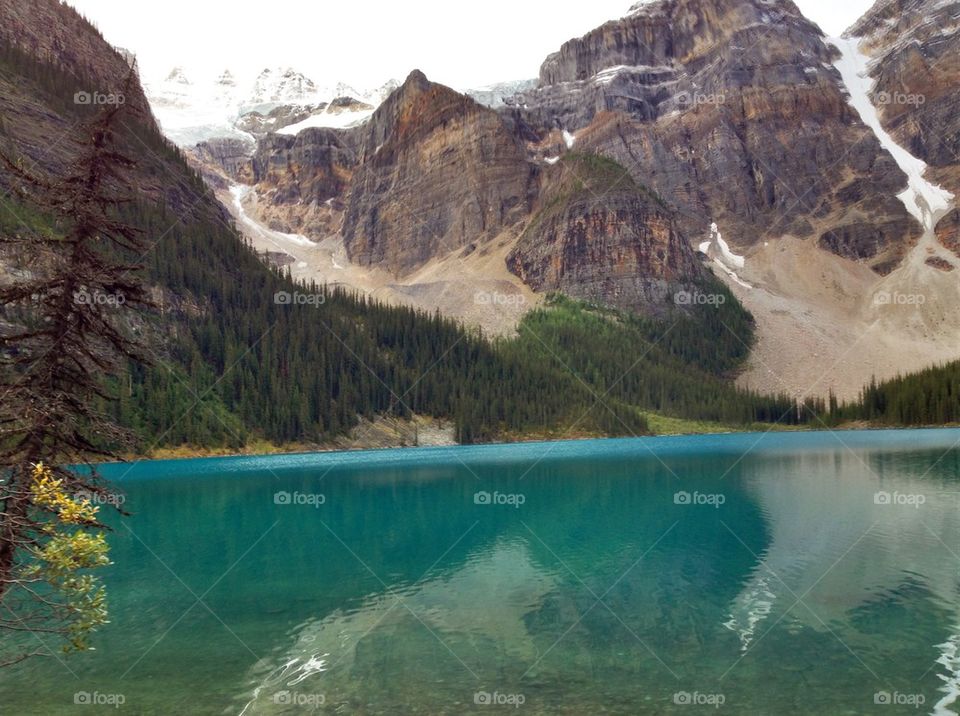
[{"xmin": 3, "ymin": 429, "xmax": 960, "ymax": 714}]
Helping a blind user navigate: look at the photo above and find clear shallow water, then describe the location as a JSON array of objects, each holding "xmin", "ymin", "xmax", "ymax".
[{"xmin": 3, "ymin": 430, "xmax": 960, "ymax": 714}]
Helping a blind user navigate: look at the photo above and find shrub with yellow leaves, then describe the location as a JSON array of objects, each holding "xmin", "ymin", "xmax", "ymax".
[{"xmin": 23, "ymin": 463, "xmax": 111, "ymax": 653}]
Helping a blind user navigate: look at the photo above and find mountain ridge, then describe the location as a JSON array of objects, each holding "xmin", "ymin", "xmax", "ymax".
[{"xmin": 9, "ymin": 0, "xmax": 960, "ymax": 416}]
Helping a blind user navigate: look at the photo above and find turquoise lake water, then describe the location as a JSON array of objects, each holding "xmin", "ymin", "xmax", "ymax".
[{"xmin": 3, "ymin": 430, "xmax": 960, "ymax": 714}]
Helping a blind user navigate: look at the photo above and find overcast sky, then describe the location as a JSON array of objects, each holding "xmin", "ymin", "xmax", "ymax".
[{"xmin": 66, "ymin": 0, "xmax": 876, "ymax": 90}]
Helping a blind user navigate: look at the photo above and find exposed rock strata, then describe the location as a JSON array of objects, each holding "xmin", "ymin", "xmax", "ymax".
[
  {"xmin": 849, "ymin": 0, "xmax": 960, "ymax": 198},
  {"xmin": 507, "ymin": 154, "xmax": 708, "ymax": 316},
  {"xmin": 341, "ymin": 71, "xmax": 537, "ymax": 275},
  {"xmin": 501, "ymin": 0, "xmax": 920, "ymax": 272}
]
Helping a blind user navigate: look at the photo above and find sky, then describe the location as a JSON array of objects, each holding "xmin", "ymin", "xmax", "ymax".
[{"xmin": 65, "ymin": 0, "xmax": 876, "ymax": 90}]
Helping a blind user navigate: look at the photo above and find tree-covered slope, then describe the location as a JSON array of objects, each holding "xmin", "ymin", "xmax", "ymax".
[
  {"xmin": 506, "ymin": 295, "xmax": 809, "ymax": 427},
  {"xmin": 835, "ymin": 362, "xmax": 960, "ymax": 427}
]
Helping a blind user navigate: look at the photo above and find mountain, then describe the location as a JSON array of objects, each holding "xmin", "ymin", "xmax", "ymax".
[
  {"xmin": 0, "ymin": 0, "xmax": 640, "ymax": 448},
  {"xmin": 143, "ymin": 66, "xmax": 398, "ymax": 145},
  {"xmin": 848, "ymin": 0, "xmax": 960, "ymax": 255},
  {"xmin": 18, "ymin": 0, "xmax": 960, "ymax": 425},
  {"xmin": 484, "ymin": 0, "xmax": 960, "ymax": 400},
  {"xmin": 341, "ymin": 70, "xmax": 536, "ymax": 275},
  {"xmin": 0, "ymin": 0, "xmax": 154, "ymax": 121},
  {"xmin": 16, "ymin": 0, "xmax": 960, "ymax": 443},
  {"xmin": 506, "ymin": 153, "xmax": 709, "ymax": 316},
  {"xmin": 507, "ymin": 0, "xmax": 917, "ymax": 274},
  {"xmin": 181, "ymin": 0, "xmax": 960, "ymax": 401},
  {"xmin": 466, "ymin": 78, "xmax": 538, "ymax": 107},
  {"xmin": 217, "ymin": 65, "xmax": 734, "ymax": 325},
  {"xmin": 249, "ymin": 67, "xmax": 319, "ymax": 104},
  {"xmin": 1, "ymin": 0, "xmax": 814, "ymax": 453}
]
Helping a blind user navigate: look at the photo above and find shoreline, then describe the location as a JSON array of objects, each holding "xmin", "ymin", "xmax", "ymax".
[{"xmin": 110, "ymin": 422, "xmax": 960, "ymax": 466}]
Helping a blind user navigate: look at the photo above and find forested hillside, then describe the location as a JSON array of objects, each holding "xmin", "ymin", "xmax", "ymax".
[
  {"xmin": 0, "ymin": 19, "xmax": 816, "ymax": 452},
  {"xmin": 507, "ymin": 295, "xmax": 811, "ymax": 427},
  {"xmin": 835, "ymin": 363, "xmax": 960, "ymax": 427}
]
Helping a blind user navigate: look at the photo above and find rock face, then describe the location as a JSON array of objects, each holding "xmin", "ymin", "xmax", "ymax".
[
  {"xmin": 252, "ymin": 129, "xmax": 357, "ymax": 205},
  {"xmin": 936, "ymin": 209, "xmax": 960, "ymax": 258},
  {"xmin": 849, "ymin": 0, "xmax": 960, "ymax": 198},
  {"xmin": 817, "ymin": 218, "xmax": 918, "ymax": 274},
  {"xmin": 243, "ymin": 128, "xmax": 357, "ymax": 236},
  {"xmin": 0, "ymin": 0, "xmax": 223, "ymax": 217},
  {"xmin": 507, "ymin": 154, "xmax": 706, "ymax": 315},
  {"xmin": 0, "ymin": 0, "xmax": 154, "ymax": 123},
  {"xmin": 341, "ymin": 71, "xmax": 537, "ymax": 275},
  {"xmin": 192, "ymin": 137, "xmax": 256, "ymax": 186},
  {"xmin": 234, "ymin": 103, "xmax": 328, "ymax": 135},
  {"xmin": 502, "ymin": 0, "xmax": 919, "ymax": 273},
  {"xmin": 538, "ymin": 0, "xmax": 774, "ymax": 85}
]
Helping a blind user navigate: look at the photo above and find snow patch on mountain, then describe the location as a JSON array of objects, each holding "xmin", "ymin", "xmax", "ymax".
[
  {"xmin": 277, "ymin": 108, "xmax": 375, "ymax": 134},
  {"xmin": 830, "ymin": 36, "xmax": 954, "ymax": 231},
  {"xmin": 465, "ymin": 79, "xmax": 537, "ymax": 107},
  {"xmin": 144, "ymin": 67, "xmax": 399, "ymax": 145},
  {"xmin": 249, "ymin": 68, "xmax": 318, "ymax": 105},
  {"xmin": 700, "ymin": 223, "xmax": 751, "ymax": 288},
  {"xmin": 229, "ymin": 184, "xmax": 314, "ymax": 250}
]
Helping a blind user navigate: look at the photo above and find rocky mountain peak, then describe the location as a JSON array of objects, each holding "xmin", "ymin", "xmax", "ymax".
[
  {"xmin": 251, "ymin": 67, "xmax": 318, "ymax": 103},
  {"xmin": 385, "ymin": 69, "xmax": 432, "ymax": 106},
  {"xmin": 507, "ymin": 153, "xmax": 707, "ymax": 316},
  {"xmin": 537, "ymin": 0, "xmax": 821, "ymax": 87},
  {"xmin": 165, "ymin": 66, "xmax": 191, "ymax": 84},
  {"xmin": 342, "ymin": 73, "xmax": 536, "ymax": 275},
  {"xmin": 403, "ymin": 69, "xmax": 430, "ymax": 88},
  {"xmin": 354, "ymin": 70, "xmax": 477, "ymax": 160}
]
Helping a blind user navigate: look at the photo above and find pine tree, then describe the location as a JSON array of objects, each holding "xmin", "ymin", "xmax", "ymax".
[{"xmin": 0, "ymin": 78, "xmax": 150, "ymax": 665}]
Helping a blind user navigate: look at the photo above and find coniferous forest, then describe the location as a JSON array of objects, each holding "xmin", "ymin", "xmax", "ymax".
[{"xmin": 833, "ymin": 363, "xmax": 960, "ymax": 427}]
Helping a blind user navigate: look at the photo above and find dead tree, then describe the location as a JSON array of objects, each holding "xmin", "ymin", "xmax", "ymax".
[{"xmin": 0, "ymin": 76, "xmax": 152, "ymax": 664}]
